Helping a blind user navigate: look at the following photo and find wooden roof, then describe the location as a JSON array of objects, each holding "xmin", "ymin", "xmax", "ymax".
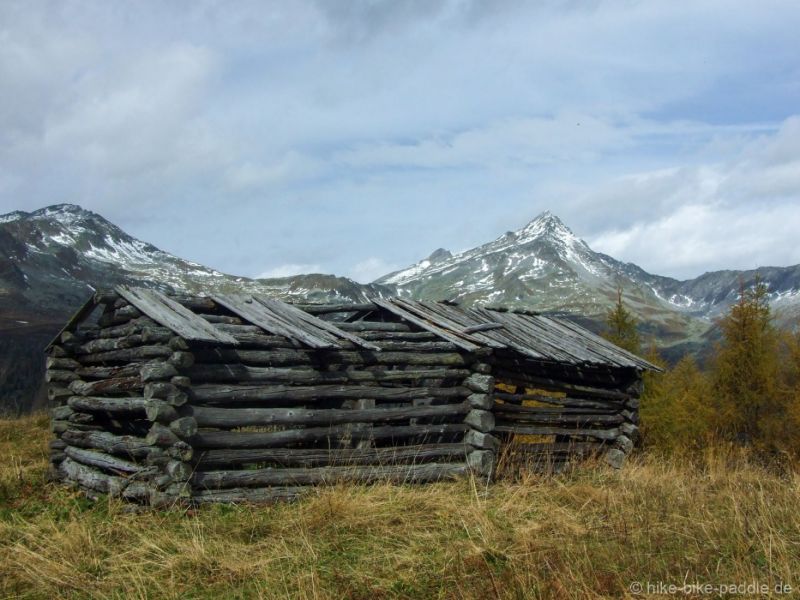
[
  {"xmin": 369, "ymin": 298, "xmax": 659, "ymax": 371},
  {"xmin": 51, "ymin": 287, "xmax": 660, "ymax": 370}
]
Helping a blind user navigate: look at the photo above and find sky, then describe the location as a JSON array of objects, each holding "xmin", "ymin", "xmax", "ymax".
[{"xmin": 1, "ymin": 0, "xmax": 799, "ymax": 283}]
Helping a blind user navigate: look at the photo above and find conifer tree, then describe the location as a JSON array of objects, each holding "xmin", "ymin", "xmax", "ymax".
[
  {"xmin": 604, "ymin": 287, "xmax": 641, "ymax": 354},
  {"xmin": 711, "ymin": 277, "xmax": 781, "ymax": 447}
]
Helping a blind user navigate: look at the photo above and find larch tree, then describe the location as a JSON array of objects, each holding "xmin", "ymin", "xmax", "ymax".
[{"xmin": 604, "ymin": 287, "xmax": 641, "ymax": 354}]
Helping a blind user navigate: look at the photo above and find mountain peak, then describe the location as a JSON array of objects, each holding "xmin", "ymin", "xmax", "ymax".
[{"xmin": 516, "ymin": 210, "xmax": 575, "ymax": 243}]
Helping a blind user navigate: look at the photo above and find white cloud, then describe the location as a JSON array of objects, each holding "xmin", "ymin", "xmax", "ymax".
[
  {"xmin": 257, "ymin": 263, "xmax": 324, "ymax": 279},
  {"xmin": 347, "ymin": 257, "xmax": 399, "ymax": 283}
]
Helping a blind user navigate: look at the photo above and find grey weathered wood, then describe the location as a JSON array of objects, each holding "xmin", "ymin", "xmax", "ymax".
[
  {"xmin": 190, "ymin": 383, "xmax": 469, "ymax": 405},
  {"xmin": 45, "ymin": 295, "xmax": 97, "ymax": 350},
  {"xmin": 462, "ymin": 323, "xmax": 504, "ymax": 334},
  {"xmin": 212, "ymin": 293, "xmax": 336, "ymax": 349},
  {"xmin": 464, "ymin": 409, "xmax": 495, "ymax": 433},
  {"xmin": 140, "ymin": 362, "xmax": 179, "ymax": 382},
  {"xmin": 168, "ymin": 351, "xmax": 195, "ymax": 368},
  {"xmin": 170, "ymin": 417, "xmax": 198, "ymax": 439},
  {"xmin": 193, "ymin": 462, "xmax": 469, "ymax": 489},
  {"xmin": 372, "ymin": 298, "xmax": 481, "ymax": 352},
  {"xmin": 45, "ymin": 370, "xmax": 81, "ymax": 383},
  {"xmin": 59, "ymin": 458, "xmax": 129, "ymax": 496},
  {"xmin": 464, "ymin": 373, "xmax": 494, "ymax": 393},
  {"xmin": 74, "ymin": 364, "xmax": 141, "ymax": 379},
  {"xmin": 69, "ymin": 376, "xmax": 142, "ymax": 396},
  {"xmin": 185, "ymin": 364, "xmax": 470, "ymax": 385},
  {"xmin": 493, "ymin": 425, "xmax": 621, "ymax": 440},
  {"xmin": 193, "ymin": 423, "xmax": 468, "ymax": 449},
  {"xmin": 467, "ymin": 450, "xmax": 495, "ymax": 476},
  {"xmin": 492, "ymin": 369, "xmax": 630, "ymax": 400},
  {"xmin": 191, "ymin": 348, "xmax": 469, "ymax": 367},
  {"xmin": 117, "ymin": 286, "xmax": 237, "ymax": 345},
  {"xmin": 65, "ymin": 446, "xmax": 142, "ymax": 474},
  {"xmin": 61, "ymin": 430, "xmax": 157, "ymax": 459},
  {"xmin": 191, "ymin": 486, "xmax": 309, "ymax": 504},
  {"xmin": 74, "ymin": 334, "xmax": 171, "ymax": 355},
  {"xmin": 185, "ymin": 402, "xmax": 471, "ymax": 428},
  {"xmin": 67, "ymin": 395, "xmax": 148, "ymax": 415},
  {"xmin": 493, "ymin": 392, "xmax": 622, "ymax": 410},
  {"xmin": 76, "ymin": 346, "xmax": 173, "ymax": 364},
  {"xmin": 604, "ymin": 448, "xmax": 626, "ymax": 469},
  {"xmin": 52, "ymin": 405, "xmax": 74, "ymax": 420},
  {"xmin": 337, "ymin": 321, "xmax": 412, "ymax": 333},
  {"xmin": 466, "ymin": 394, "xmax": 492, "ymax": 409},
  {"xmin": 145, "ymin": 399, "xmax": 179, "ymax": 423},
  {"xmin": 464, "ymin": 430, "xmax": 500, "ymax": 451},
  {"xmin": 144, "ymin": 382, "xmax": 188, "ymax": 406},
  {"xmin": 48, "ymin": 386, "xmax": 72, "ymax": 402},
  {"xmin": 254, "ymin": 296, "xmax": 382, "ymax": 351},
  {"xmin": 166, "ymin": 460, "xmax": 192, "ymax": 481},
  {"xmin": 47, "ymin": 357, "xmax": 81, "ymax": 370},
  {"xmin": 146, "ymin": 423, "xmax": 181, "ymax": 447},
  {"xmin": 494, "ymin": 411, "xmax": 625, "ymax": 426},
  {"xmin": 294, "ymin": 302, "xmax": 379, "ymax": 315},
  {"xmin": 614, "ymin": 434, "xmax": 634, "ymax": 453},
  {"xmin": 193, "ymin": 443, "xmax": 470, "ymax": 468}
]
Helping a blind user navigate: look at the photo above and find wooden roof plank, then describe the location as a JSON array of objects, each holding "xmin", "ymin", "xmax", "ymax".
[
  {"xmin": 253, "ymin": 297, "xmax": 340, "ymax": 346},
  {"xmin": 416, "ymin": 301, "xmax": 508, "ymax": 349},
  {"xmin": 212, "ymin": 294, "xmax": 335, "ymax": 349},
  {"xmin": 530, "ymin": 315, "xmax": 633, "ymax": 367},
  {"xmin": 546, "ymin": 315, "xmax": 661, "ymax": 371},
  {"xmin": 256, "ymin": 297, "xmax": 382, "ymax": 351},
  {"xmin": 116, "ymin": 287, "xmax": 237, "ymax": 345},
  {"xmin": 371, "ymin": 298, "xmax": 481, "ymax": 352},
  {"xmin": 45, "ymin": 294, "xmax": 97, "ymax": 350},
  {"xmin": 482, "ymin": 309, "xmax": 576, "ymax": 362}
]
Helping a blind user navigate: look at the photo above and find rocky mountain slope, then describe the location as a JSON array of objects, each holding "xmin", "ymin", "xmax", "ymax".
[{"xmin": 380, "ymin": 211, "xmax": 800, "ymax": 339}]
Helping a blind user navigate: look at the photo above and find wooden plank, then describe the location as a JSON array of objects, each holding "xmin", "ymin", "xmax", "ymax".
[
  {"xmin": 371, "ymin": 298, "xmax": 481, "ymax": 352},
  {"xmin": 45, "ymin": 294, "xmax": 97, "ymax": 350},
  {"xmin": 293, "ymin": 302, "xmax": 379, "ymax": 314},
  {"xmin": 251, "ymin": 297, "xmax": 340, "ymax": 345},
  {"xmin": 411, "ymin": 301, "xmax": 507, "ymax": 349},
  {"xmin": 212, "ymin": 294, "xmax": 335, "ymax": 349},
  {"xmin": 116, "ymin": 287, "xmax": 237, "ymax": 345},
  {"xmin": 254, "ymin": 296, "xmax": 382, "ymax": 351}
]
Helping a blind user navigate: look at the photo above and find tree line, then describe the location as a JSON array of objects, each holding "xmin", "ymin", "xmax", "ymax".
[{"xmin": 604, "ymin": 282, "xmax": 800, "ymax": 457}]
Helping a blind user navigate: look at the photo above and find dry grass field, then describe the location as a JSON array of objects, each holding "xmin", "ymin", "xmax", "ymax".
[{"xmin": 1, "ymin": 413, "xmax": 799, "ymax": 599}]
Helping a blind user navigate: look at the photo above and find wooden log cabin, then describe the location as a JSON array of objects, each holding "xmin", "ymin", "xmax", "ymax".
[{"xmin": 46, "ymin": 286, "xmax": 659, "ymax": 505}]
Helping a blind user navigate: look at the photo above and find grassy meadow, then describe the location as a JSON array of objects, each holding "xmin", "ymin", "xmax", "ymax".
[{"xmin": 1, "ymin": 413, "xmax": 799, "ymax": 599}]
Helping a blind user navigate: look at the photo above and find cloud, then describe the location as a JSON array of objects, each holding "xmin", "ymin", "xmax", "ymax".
[
  {"xmin": 257, "ymin": 263, "xmax": 325, "ymax": 279},
  {"xmin": 346, "ymin": 257, "xmax": 399, "ymax": 283},
  {"xmin": 0, "ymin": 0, "xmax": 798, "ymax": 281}
]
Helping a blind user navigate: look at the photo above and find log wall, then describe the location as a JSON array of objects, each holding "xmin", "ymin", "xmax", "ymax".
[{"xmin": 47, "ymin": 293, "xmax": 498, "ymax": 505}]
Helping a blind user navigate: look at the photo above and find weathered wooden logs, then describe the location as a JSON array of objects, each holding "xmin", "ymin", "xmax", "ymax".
[
  {"xmin": 185, "ymin": 365, "xmax": 471, "ymax": 385},
  {"xmin": 192, "ymin": 423, "xmax": 468, "ymax": 449},
  {"xmin": 183, "ymin": 402, "xmax": 471, "ymax": 429},
  {"xmin": 193, "ymin": 443, "xmax": 471, "ymax": 468},
  {"xmin": 193, "ymin": 462, "xmax": 469, "ymax": 489},
  {"xmin": 190, "ymin": 384, "xmax": 469, "ymax": 405},
  {"xmin": 67, "ymin": 395, "xmax": 148, "ymax": 415}
]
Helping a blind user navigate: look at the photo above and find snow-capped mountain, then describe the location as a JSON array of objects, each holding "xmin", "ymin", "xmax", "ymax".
[
  {"xmin": 0, "ymin": 204, "xmax": 389, "ymax": 326},
  {"xmin": 378, "ymin": 211, "xmax": 800, "ymax": 343}
]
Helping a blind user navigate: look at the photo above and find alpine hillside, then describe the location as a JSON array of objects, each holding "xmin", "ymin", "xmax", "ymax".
[{"xmin": 378, "ymin": 211, "xmax": 800, "ymax": 346}]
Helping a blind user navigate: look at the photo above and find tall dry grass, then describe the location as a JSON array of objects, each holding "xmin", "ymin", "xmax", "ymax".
[{"xmin": 1, "ymin": 414, "xmax": 799, "ymax": 599}]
